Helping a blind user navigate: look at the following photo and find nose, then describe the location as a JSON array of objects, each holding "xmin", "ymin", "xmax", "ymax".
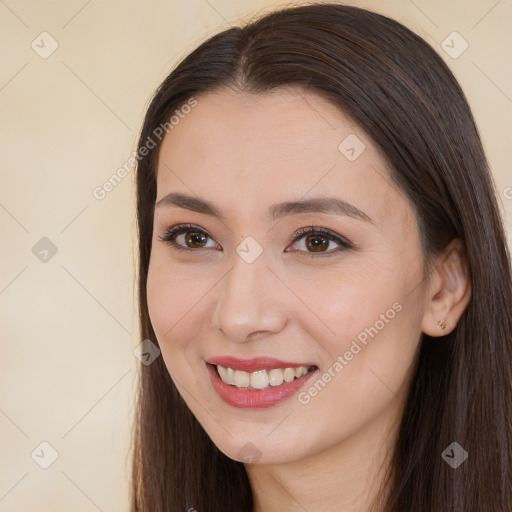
[{"xmin": 211, "ymin": 250, "xmax": 288, "ymax": 343}]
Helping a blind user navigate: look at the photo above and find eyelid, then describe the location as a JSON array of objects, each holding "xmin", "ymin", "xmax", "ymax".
[{"xmin": 288, "ymin": 225, "xmax": 350, "ymax": 245}]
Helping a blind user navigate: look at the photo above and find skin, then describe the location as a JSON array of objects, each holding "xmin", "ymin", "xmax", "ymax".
[{"xmin": 146, "ymin": 87, "xmax": 471, "ymax": 511}]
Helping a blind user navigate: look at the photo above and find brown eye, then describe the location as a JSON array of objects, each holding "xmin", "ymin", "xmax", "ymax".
[
  {"xmin": 304, "ymin": 234, "xmax": 330, "ymax": 252},
  {"xmin": 288, "ymin": 226, "xmax": 353, "ymax": 257},
  {"xmin": 158, "ymin": 224, "xmax": 220, "ymax": 252},
  {"xmin": 184, "ymin": 231, "xmax": 208, "ymax": 248}
]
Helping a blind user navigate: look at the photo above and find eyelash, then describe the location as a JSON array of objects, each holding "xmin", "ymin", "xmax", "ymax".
[{"xmin": 158, "ymin": 223, "xmax": 353, "ymax": 258}]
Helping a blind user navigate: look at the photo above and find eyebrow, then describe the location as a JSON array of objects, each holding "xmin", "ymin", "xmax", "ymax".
[{"xmin": 154, "ymin": 192, "xmax": 373, "ymax": 224}]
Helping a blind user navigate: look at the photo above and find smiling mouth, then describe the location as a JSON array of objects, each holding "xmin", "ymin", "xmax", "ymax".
[{"xmin": 210, "ymin": 363, "xmax": 318, "ymax": 390}]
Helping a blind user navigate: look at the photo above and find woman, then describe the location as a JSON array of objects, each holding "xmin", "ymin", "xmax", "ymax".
[{"xmin": 131, "ymin": 3, "xmax": 512, "ymax": 511}]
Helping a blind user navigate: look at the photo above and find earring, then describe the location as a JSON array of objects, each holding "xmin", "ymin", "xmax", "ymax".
[{"xmin": 437, "ymin": 320, "xmax": 447, "ymax": 330}]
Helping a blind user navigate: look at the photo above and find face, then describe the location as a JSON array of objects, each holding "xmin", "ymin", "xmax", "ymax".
[{"xmin": 146, "ymin": 87, "xmax": 430, "ymax": 465}]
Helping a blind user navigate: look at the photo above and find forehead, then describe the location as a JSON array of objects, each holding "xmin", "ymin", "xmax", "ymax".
[
  {"xmin": 155, "ymin": 86, "xmax": 411, "ymax": 230},
  {"xmin": 159, "ymin": 86, "xmax": 366, "ymax": 169}
]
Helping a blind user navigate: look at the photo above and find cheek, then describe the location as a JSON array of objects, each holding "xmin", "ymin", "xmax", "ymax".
[
  {"xmin": 289, "ymin": 258, "xmax": 406, "ymax": 344},
  {"xmin": 292, "ymin": 257, "xmax": 423, "ymax": 391},
  {"xmin": 292, "ymin": 281, "xmax": 422, "ymax": 452},
  {"xmin": 146, "ymin": 253, "xmax": 212, "ymax": 359}
]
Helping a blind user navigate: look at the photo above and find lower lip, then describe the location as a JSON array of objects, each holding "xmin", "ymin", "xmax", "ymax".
[{"xmin": 206, "ymin": 363, "xmax": 318, "ymax": 409}]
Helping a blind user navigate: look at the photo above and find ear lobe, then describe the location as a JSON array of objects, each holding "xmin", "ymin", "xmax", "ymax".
[{"xmin": 421, "ymin": 238, "xmax": 472, "ymax": 337}]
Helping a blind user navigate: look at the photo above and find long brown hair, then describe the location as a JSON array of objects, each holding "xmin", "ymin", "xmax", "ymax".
[{"xmin": 131, "ymin": 3, "xmax": 512, "ymax": 511}]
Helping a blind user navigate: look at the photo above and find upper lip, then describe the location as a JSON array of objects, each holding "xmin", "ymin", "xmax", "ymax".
[{"xmin": 206, "ymin": 356, "xmax": 317, "ymax": 372}]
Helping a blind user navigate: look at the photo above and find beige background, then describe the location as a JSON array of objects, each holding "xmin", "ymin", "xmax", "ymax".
[{"xmin": 0, "ymin": 1, "xmax": 510, "ymax": 511}]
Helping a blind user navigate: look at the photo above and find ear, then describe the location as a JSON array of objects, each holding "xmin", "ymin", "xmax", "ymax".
[{"xmin": 421, "ymin": 238, "xmax": 472, "ymax": 337}]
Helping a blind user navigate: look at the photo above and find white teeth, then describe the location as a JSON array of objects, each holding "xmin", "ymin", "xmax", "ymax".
[
  {"xmin": 217, "ymin": 365, "xmax": 228, "ymax": 381},
  {"xmin": 283, "ymin": 368, "xmax": 295, "ymax": 382},
  {"xmin": 218, "ymin": 365, "xmax": 236, "ymax": 385},
  {"xmin": 234, "ymin": 370, "xmax": 250, "ymax": 388},
  {"xmin": 295, "ymin": 366, "xmax": 307, "ymax": 378},
  {"xmin": 250, "ymin": 370, "xmax": 269, "ymax": 389},
  {"xmin": 268, "ymin": 369, "xmax": 284, "ymax": 387},
  {"xmin": 216, "ymin": 365, "xmax": 313, "ymax": 389},
  {"xmin": 226, "ymin": 367, "xmax": 235, "ymax": 385}
]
